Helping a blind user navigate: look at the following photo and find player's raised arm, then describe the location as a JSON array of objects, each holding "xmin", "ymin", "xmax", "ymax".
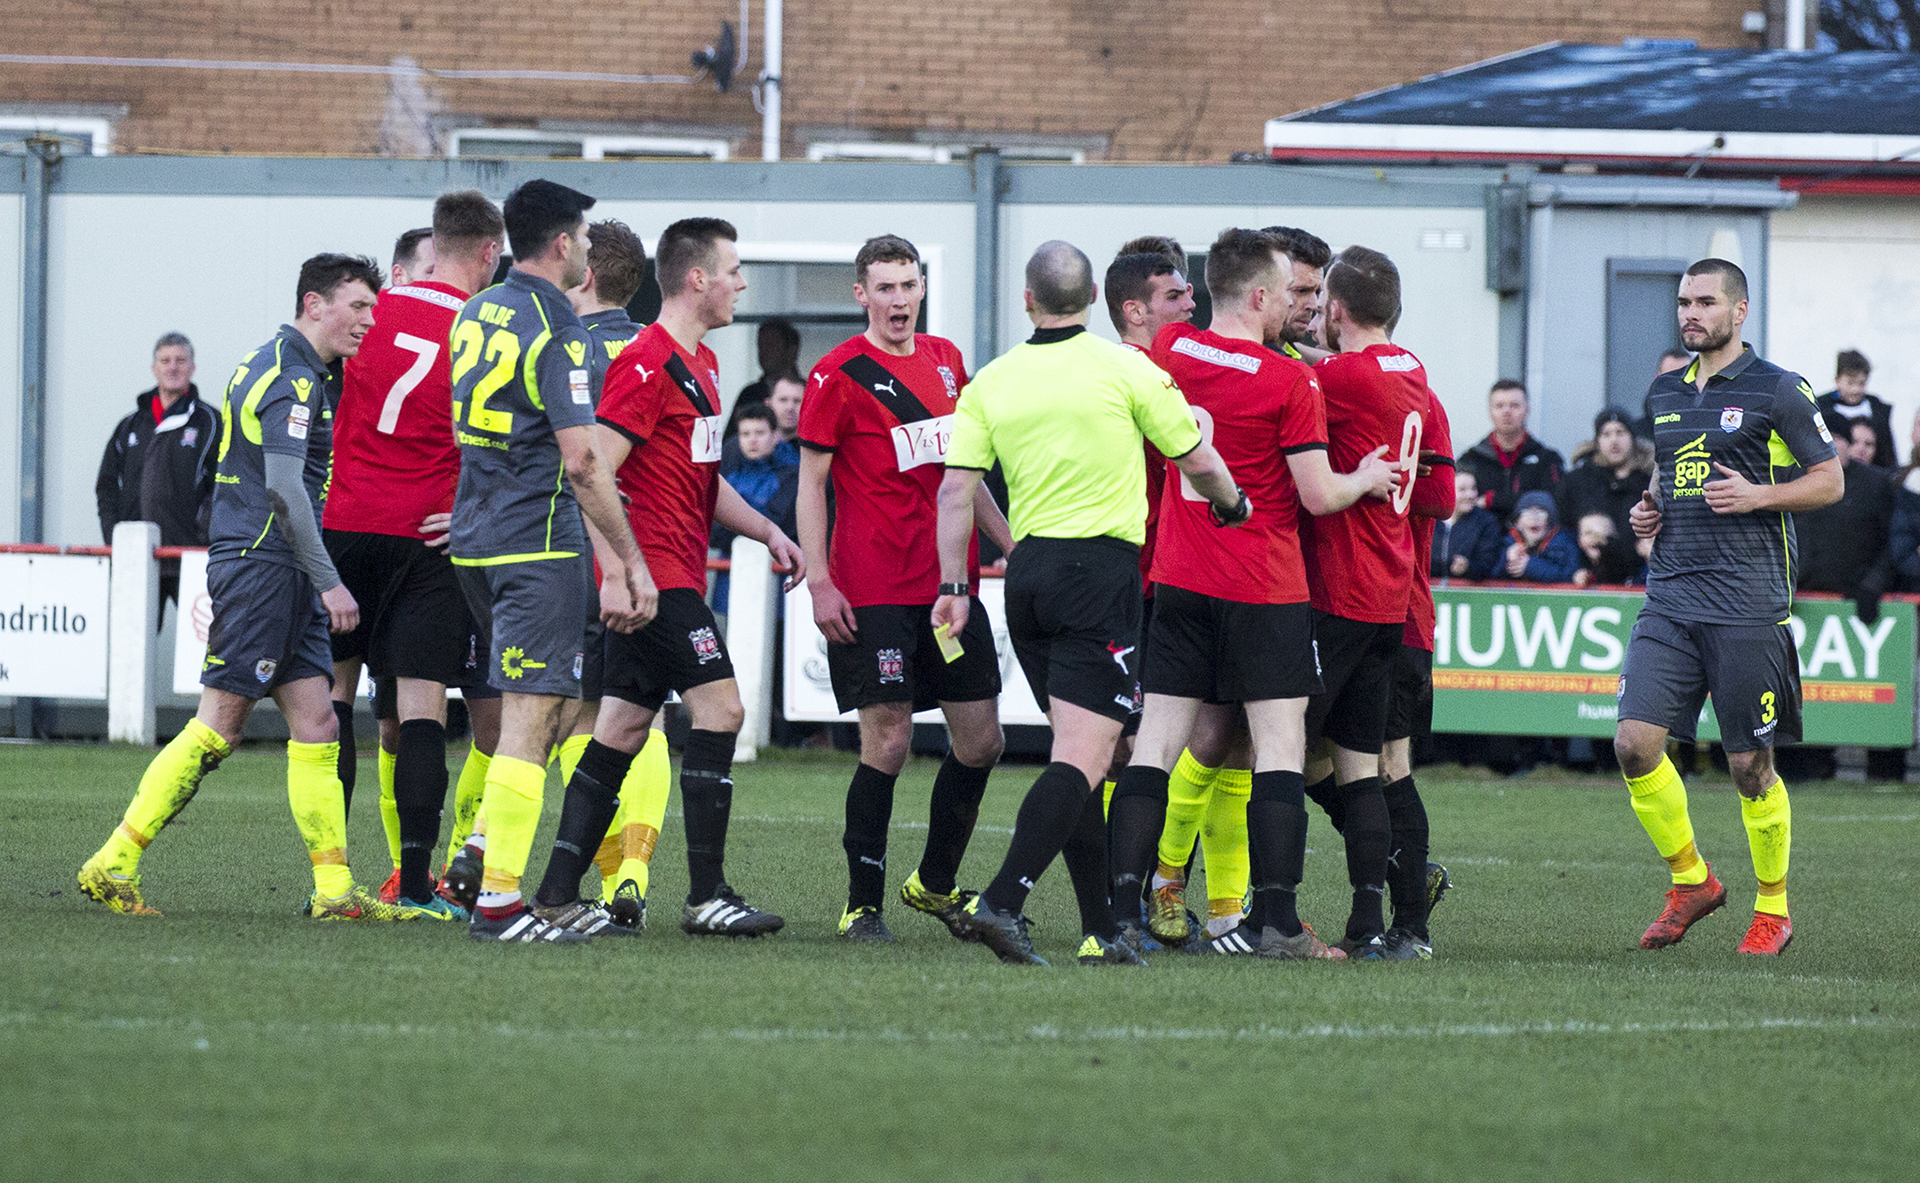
[{"xmin": 1288, "ymin": 443, "xmax": 1394, "ymax": 516}]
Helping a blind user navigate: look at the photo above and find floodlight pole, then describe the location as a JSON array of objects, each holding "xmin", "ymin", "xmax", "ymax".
[
  {"xmin": 15, "ymin": 134, "xmax": 59, "ymax": 739},
  {"xmin": 760, "ymin": 0, "xmax": 782, "ymax": 161}
]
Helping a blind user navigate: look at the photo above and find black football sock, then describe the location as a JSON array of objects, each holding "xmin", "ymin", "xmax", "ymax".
[
  {"xmin": 919, "ymin": 753, "xmax": 991, "ymax": 894},
  {"xmin": 1061, "ymin": 787, "xmax": 1119, "ymax": 940},
  {"xmin": 681, "ymin": 729, "xmax": 737, "ymax": 904},
  {"xmin": 1339, "ymin": 775, "xmax": 1390, "ymax": 941},
  {"xmin": 332, "ymin": 700, "xmax": 357, "ymax": 817},
  {"xmin": 1246, "ymin": 771, "xmax": 1308, "ymax": 936},
  {"xmin": 1106, "ymin": 765, "xmax": 1170, "ymax": 927},
  {"xmin": 982, "ymin": 763, "xmax": 1090, "ymax": 916},
  {"xmin": 1382, "ymin": 775, "xmax": 1431, "ymax": 937},
  {"xmin": 843, "ymin": 762, "xmax": 898, "ymax": 910},
  {"xmin": 533, "ymin": 738, "xmax": 632, "ymax": 908},
  {"xmin": 1305, "ymin": 773, "xmax": 1343, "ymax": 833},
  {"xmin": 393, "ymin": 718, "xmax": 449, "ymax": 902}
]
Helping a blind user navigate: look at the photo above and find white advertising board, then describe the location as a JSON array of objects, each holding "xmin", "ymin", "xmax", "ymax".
[
  {"xmin": 782, "ymin": 579, "xmax": 1047, "ymax": 725},
  {"xmin": 0, "ymin": 553, "xmax": 111, "ymax": 699}
]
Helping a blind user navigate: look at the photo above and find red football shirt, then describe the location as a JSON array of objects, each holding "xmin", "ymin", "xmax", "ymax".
[
  {"xmin": 1123, "ymin": 340, "xmax": 1168, "ymax": 594},
  {"xmin": 1404, "ymin": 391, "xmax": 1454, "ymax": 651},
  {"xmin": 325, "ymin": 282, "xmax": 467, "ymax": 536},
  {"xmin": 1148, "ymin": 324, "xmax": 1326, "ymax": 605},
  {"xmin": 1303, "ymin": 343, "xmax": 1433, "ymax": 624},
  {"xmin": 596, "ymin": 323, "xmax": 723, "ymax": 593},
  {"xmin": 799, "ymin": 333, "xmax": 978, "ymax": 607}
]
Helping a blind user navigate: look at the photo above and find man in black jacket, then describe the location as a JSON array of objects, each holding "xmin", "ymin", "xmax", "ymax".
[
  {"xmin": 1797, "ymin": 411, "xmax": 1894, "ymax": 608},
  {"xmin": 1457, "ymin": 378, "xmax": 1564, "ymax": 522},
  {"xmin": 95, "ymin": 331, "xmax": 220, "ymax": 615}
]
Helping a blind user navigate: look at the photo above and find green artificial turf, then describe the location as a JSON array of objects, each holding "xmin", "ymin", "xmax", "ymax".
[{"xmin": 3, "ymin": 742, "xmax": 1916, "ymax": 1182}]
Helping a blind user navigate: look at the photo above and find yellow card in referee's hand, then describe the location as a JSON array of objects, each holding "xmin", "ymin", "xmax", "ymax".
[{"xmin": 934, "ymin": 623, "xmax": 965, "ymax": 664}]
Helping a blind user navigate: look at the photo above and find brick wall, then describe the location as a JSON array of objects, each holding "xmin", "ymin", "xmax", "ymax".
[{"xmin": 2, "ymin": 1, "xmax": 1762, "ymax": 161}]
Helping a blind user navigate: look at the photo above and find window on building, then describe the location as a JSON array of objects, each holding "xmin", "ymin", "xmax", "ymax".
[
  {"xmin": 449, "ymin": 128, "xmax": 730, "ymax": 161},
  {"xmin": 0, "ymin": 114, "xmax": 115, "ymax": 156}
]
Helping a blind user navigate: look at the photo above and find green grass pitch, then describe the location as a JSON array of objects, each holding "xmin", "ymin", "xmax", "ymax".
[{"xmin": 4, "ymin": 741, "xmax": 1918, "ymax": 1182}]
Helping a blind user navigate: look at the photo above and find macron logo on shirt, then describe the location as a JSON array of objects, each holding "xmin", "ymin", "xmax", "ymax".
[
  {"xmin": 1376, "ymin": 353, "xmax": 1421, "ymax": 373},
  {"xmin": 1170, "ymin": 336, "xmax": 1262, "ymax": 375}
]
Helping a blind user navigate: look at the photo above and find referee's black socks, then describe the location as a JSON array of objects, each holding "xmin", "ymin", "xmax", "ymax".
[
  {"xmin": 918, "ymin": 753, "xmax": 991, "ymax": 895},
  {"xmin": 1245, "ymin": 770, "xmax": 1307, "ymax": 936},
  {"xmin": 532, "ymin": 738, "xmax": 631, "ymax": 908},
  {"xmin": 982, "ymin": 762, "xmax": 1089, "ymax": 916},
  {"xmin": 1107, "ymin": 765, "xmax": 1170, "ymax": 927},
  {"xmin": 843, "ymin": 763, "xmax": 897, "ymax": 910},
  {"xmin": 332, "ymin": 700, "xmax": 358, "ymax": 816},
  {"xmin": 1305, "ymin": 773, "xmax": 1343, "ymax": 832},
  {"xmin": 1339, "ymin": 775, "xmax": 1390, "ymax": 941},
  {"xmin": 1061, "ymin": 788, "xmax": 1119, "ymax": 940},
  {"xmin": 1382, "ymin": 775, "xmax": 1430, "ymax": 937},
  {"xmin": 681, "ymin": 729, "xmax": 736, "ymax": 904},
  {"xmin": 394, "ymin": 718, "xmax": 450, "ymax": 903}
]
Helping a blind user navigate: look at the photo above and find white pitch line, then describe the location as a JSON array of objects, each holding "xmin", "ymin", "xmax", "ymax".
[{"xmin": 1800, "ymin": 814, "xmax": 1920, "ymax": 824}]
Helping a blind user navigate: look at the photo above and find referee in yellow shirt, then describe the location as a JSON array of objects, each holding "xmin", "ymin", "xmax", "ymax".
[{"xmin": 933, "ymin": 240, "xmax": 1245, "ymax": 966}]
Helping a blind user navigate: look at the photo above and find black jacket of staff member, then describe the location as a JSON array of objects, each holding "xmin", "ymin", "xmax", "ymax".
[
  {"xmin": 95, "ymin": 384, "xmax": 221, "ymax": 567},
  {"xmin": 1796, "ymin": 410, "xmax": 1894, "ymax": 620},
  {"xmin": 1457, "ymin": 379, "xmax": 1563, "ymax": 523}
]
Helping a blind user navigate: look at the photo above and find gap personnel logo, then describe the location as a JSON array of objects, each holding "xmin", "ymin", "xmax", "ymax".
[
  {"xmin": 1672, "ymin": 433, "xmax": 1712, "ymax": 498},
  {"xmin": 1720, "ymin": 408, "xmax": 1743, "ymax": 433},
  {"xmin": 500, "ymin": 646, "xmax": 546, "ymax": 680},
  {"xmin": 936, "ymin": 365, "xmax": 959, "ymax": 398},
  {"xmin": 691, "ymin": 626, "xmax": 723, "ymax": 664},
  {"xmin": 254, "ymin": 658, "xmax": 277, "ymax": 683},
  {"xmin": 877, "ymin": 647, "xmax": 905, "ymax": 683}
]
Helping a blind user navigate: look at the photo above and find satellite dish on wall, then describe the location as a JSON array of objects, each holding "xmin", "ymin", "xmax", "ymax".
[{"xmin": 691, "ymin": 23, "xmax": 737, "ymax": 93}]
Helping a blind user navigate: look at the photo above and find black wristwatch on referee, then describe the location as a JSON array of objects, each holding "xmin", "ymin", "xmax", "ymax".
[
  {"xmin": 938, "ymin": 582, "xmax": 970, "ymax": 597},
  {"xmin": 1209, "ymin": 488, "xmax": 1252, "ymax": 527}
]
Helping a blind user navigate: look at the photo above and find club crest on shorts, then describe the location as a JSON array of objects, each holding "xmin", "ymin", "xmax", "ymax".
[
  {"xmin": 691, "ymin": 626, "xmax": 723, "ymax": 664},
  {"xmin": 1720, "ymin": 407, "xmax": 1743, "ymax": 432},
  {"xmin": 877, "ymin": 647, "xmax": 905, "ymax": 683},
  {"xmin": 254, "ymin": 658, "xmax": 277, "ymax": 683},
  {"xmin": 572, "ymin": 652, "xmax": 584, "ymax": 679}
]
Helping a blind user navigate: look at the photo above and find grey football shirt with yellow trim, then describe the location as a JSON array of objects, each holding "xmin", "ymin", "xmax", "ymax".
[
  {"xmin": 207, "ymin": 325, "xmax": 336, "ymax": 569},
  {"xmin": 1644, "ymin": 345, "xmax": 1837, "ymax": 625},
  {"xmin": 580, "ymin": 306, "xmax": 641, "ymax": 400},
  {"xmin": 449, "ymin": 268, "xmax": 597, "ymax": 566}
]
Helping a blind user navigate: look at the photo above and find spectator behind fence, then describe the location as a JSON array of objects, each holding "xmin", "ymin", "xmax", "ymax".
[
  {"xmin": 733, "ymin": 318, "xmax": 802, "ymax": 413},
  {"xmin": 712, "ymin": 403, "xmax": 799, "ymax": 614},
  {"xmin": 1502, "ymin": 490, "xmax": 1579, "ymax": 582},
  {"xmin": 1571, "ymin": 512, "xmax": 1641, "ymax": 586},
  {"xmin": 1631, "ymin": 349, "xmax": 1693, "ymax": 441},
  {"xmin": 95, "ymin": 331, "xmax": 221, "ymax": 614},
  {"xmin": 724, "ymin": 372, "xmax": 804, "ymax": 471},
  {"xmin": 1887, "ymin": 457, "xmax": 1920, "ymax": 592},
  {"xmin": 1559, "ymin": 406, "xmax": 1654, "ymax": 551},
  {"xmin": 1458, "ymin": 378, "xmax": 1564, "ymax": 522},
  {"xmin": 1434, "ymin": 468, "xmax": 1503, "ymax": 579},
  {"xmin": 1796, "ymin": 411, "xmax": 1893, "ymax": 618},
  {"xmin": 1817, "ymin": 349, "xmax": 1896, "ymax": 469}
]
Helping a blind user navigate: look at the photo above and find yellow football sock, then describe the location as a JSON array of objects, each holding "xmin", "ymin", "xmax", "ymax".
[
  {"xmin": 476, "ymin": 755, "xmax": 545, "ymax": 895},
  {"xmin": 1627, "ymin": 755, "xmax": 1707, "ymax": 885},
  {"xmin": 1102, "ymin": 779, "xmax": 1115, "ymax": 819},
  {"xmin": 1201, "ymin": 766, "xmax": 1251, "ymax": 908},
  {"xmin": 556, "ymin": 732, "xmax": 591, "ymax": 784},
  {"xmin": 101, "ymin": 718, "xmax": 231, "ymax": 872},
  {"xmin": 377, "ymin": 745, "xmax": 400, "ymax": 871},
  {"xmin": 1742, "ymin": 779, "xmax": 1791, "ymax": 917},
  {"xmin": 605, "ymin": 729, "xmax": 671, "ymax": 898},
  {"xmin": 1156, "ymin": 748, "xmax": 1221, "ymax": 872},
  {"xmin": 445, "ymin": 747, "xmax": 490, "ymax": 867},
  {"xmin": 287, "ymin": 740, "xmax": 352, "ymax": 898}
]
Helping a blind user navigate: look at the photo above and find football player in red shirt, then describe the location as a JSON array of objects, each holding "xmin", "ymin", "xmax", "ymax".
[
  {"xmin": 797, "ymin": 235, "xmax": 1016, "ymax": 943},
  {"xmin": 322, "ymin": 191, "xmax": 506, "ymax": 915},
  {"xmin": 526, "ymin": 217, "xmax": 806, "ymax": 937},
  {"xmin": 1108, "ymin": 228, "xmax": 1394, "ymax": 960},
  {"xmin": 1298, "ymin": 245, "xmax": 1435, "ymax": 958}
]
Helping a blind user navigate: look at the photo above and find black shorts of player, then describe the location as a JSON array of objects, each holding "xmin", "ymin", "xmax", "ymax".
[
  {"xmin": 324, "ymin": 529, "xmax": 470, "ymax": 685},
  {"xmin": 1304, "ymin": 611, "xmax": 1405, "ymax": 756},
  {"xmin": 1383, "ymin": 644, "xmax": 1434, "ymax": 744},
  {"xmin": 579, "ymin": 618, "xmax": 607, "ymax": 701},
  {"xmin": 1143, "ymin": 585, "xmax": 1322, "ymax": 703},
  {"xmin": 200, "ymin": 558, "xmax": 334, "ymax": 700},
  {"xmin": 1121, "ymin": 591, "xmax": 1158, "ymax": 738},
  {"xmin": 826, "ymin": 600, "xmax": 1002, "ymax": 714},
  {"xmin": 454, "ymin": 556, "xmax": 589, "ymax": 697},
  {"xmin": 602, "ymin": 587, "xmax": 736, "ymax": 711},
  {"xmin": 1003, "ymin": 535, "xmax": 1142, "ymax": 723},
  {"xmin": 1617, "ymin": 609, "xmax": 1802, "ymax": 753}
]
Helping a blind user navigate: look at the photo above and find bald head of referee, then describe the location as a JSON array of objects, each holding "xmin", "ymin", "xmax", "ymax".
[{"xmin": 929, "ymin": 239, "xmax": 1248, "ymax": 965}]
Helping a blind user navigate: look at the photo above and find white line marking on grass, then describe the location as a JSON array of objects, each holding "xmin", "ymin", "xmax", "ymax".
[{"xmin": 1800, "ymin": 814, "xmax": 1919, "ymax": 824}]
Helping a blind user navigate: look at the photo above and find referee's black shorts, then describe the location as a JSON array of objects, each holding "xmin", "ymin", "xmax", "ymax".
[
  {"xmin": 1143, "ymin": 584, "xmax": 1321, "ymax": 703},
  {"xmin": 1003, "ymin": 536, "xmax": 1142, "ymax": 723},
  {"xmin": 324, "ymin": 528, "xmax": 468, "ymax": 685},
  {"xmin": 1305, "ymin": 610, "xmax": 1405, "ymax": 756}
]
